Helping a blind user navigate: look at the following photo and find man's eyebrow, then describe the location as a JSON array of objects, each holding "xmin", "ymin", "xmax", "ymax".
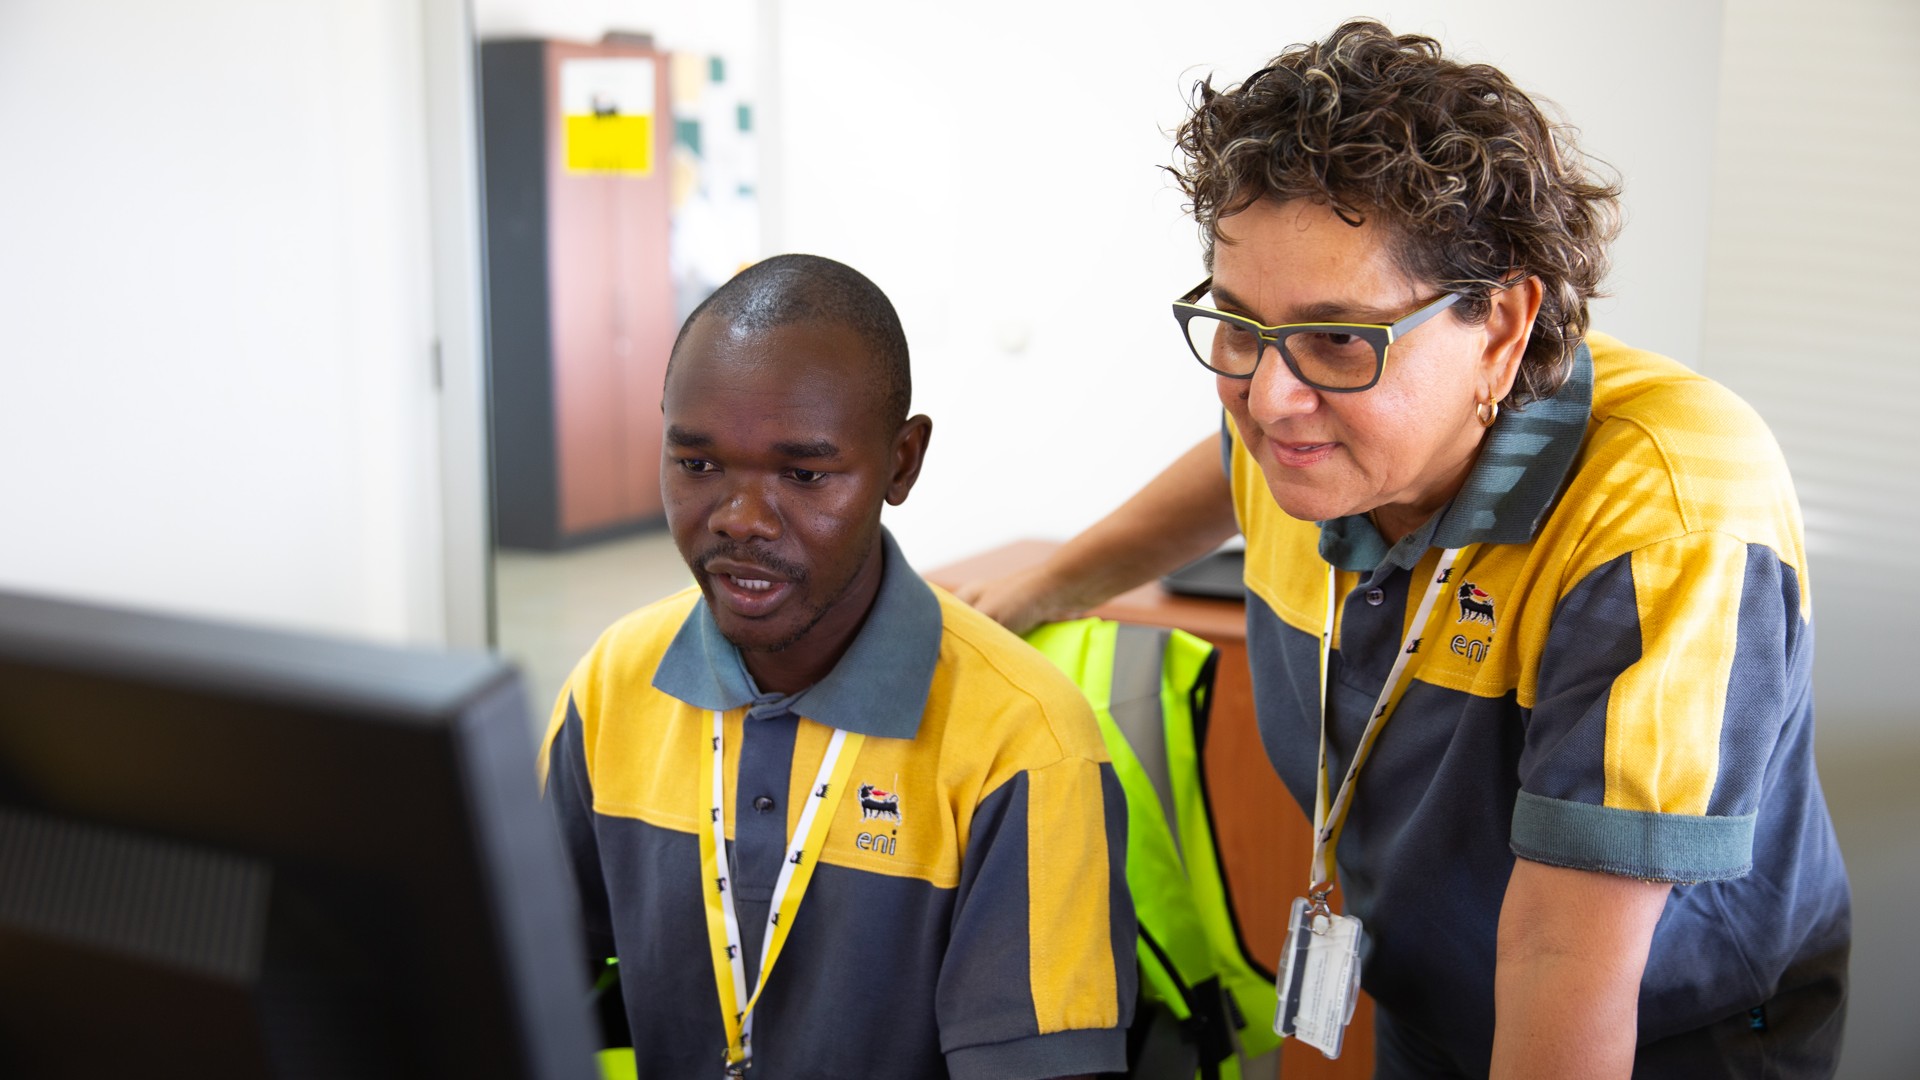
[
  {"xmin": 664, "ymin": 425, "xmax": 711, "ymax": 448},
  {"xmin": 773, "ymin": 438, "xmax": 840, "ymax": 460},
  {"xmin": 1209, "ymin": 283, "xmax": 1403, "ymax": 326}
]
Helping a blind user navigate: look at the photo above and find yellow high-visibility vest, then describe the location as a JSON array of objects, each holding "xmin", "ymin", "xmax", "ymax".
[{"xmin": 1026, "ymin": 619, "xmax": 1282, "ymax": 1080}]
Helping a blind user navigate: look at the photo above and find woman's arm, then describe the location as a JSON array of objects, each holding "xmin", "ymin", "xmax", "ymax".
[
  {"xmin": 954, "ymin": 433, "xmax": 1239, "ymax": 635},
  {"xmin": 1490, "ymin": 859, "xmax": 1671, "ymax": 1080}
]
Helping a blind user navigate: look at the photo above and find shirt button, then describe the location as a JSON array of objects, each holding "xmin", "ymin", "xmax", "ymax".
[
  {"xmin": 752, "ymin": 795, "xmax": 776, "ymax": 813},
  {"xmin": 1365, "ymin": 588, "xmax": 1386, "ymax": 606}
]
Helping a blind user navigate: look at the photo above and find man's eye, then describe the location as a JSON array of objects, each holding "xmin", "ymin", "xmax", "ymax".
[
  {"xmin": 677, "ymin": 458, "xmax": 716, "ymax": 474},
  {"xmin": 786, "ymin": 468, "xmax": 826, "ymax": 484}
]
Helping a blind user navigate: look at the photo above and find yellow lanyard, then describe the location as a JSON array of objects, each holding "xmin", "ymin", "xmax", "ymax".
[
  {"xmin": 1309, "ymin": 548, "xmax": 1463, "ymax": 912},
  {"xmin": 698, "ymin": 709, "xmax": 864, "ymax": 1076}
]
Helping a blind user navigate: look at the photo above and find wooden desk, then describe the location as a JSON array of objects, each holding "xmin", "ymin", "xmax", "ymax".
[{"xmin": 927, "ymin": 541, "xmax": 1374, "ymax": 1080}]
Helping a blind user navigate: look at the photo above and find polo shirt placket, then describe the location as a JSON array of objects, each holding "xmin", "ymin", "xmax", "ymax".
[{"xmin": 730, "ymin": 699, "xmax": 801, "ymax": 988}]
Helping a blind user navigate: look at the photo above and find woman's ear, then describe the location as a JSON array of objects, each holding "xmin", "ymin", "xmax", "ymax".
[{"xmin": 1481, "ymin": 275, "xmax": 1544, "ymax": 402}]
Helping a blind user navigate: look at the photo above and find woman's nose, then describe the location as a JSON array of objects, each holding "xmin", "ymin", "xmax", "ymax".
[{"xmin": 1235, "ymin": 348, "xmax": 1321, "ymax": 425}]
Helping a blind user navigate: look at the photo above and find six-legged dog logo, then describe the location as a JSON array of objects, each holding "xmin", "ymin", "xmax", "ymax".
[
  {"xmin": 858, "ymin": 783, "xmax": 901, "ymax": 824},
  {"xmin": 1456, "ymin": 582, "xmax": 1496, "ymax": 628}
]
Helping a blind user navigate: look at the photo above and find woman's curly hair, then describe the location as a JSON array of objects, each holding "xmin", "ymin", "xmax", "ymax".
[{"xmin": 1172, "ymin": 20, "xmax": 1621, "ymax": 407}]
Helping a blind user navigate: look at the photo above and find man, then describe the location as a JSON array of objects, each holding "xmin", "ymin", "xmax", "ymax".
[
  {"xmin": 540, "ymin": 254, "xmax": 1133, "ymax": 1079},
  {"xmin": 960, "ymin": 21, "xmax": 1848, "ymax": 1079}
]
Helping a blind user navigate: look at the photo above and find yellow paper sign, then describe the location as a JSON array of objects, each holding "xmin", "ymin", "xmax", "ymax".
[
  {"xmin": 560, "ymin": 57, "xmax": 656, "ymax": 176},
  {"xmin": 565, "ymin": 114, "xmax": 653, "ymax": 174}
]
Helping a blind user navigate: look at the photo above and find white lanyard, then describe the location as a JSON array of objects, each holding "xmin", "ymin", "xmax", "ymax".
[
  {"xmin": 698, "ymin": 709, "xmax": 864, "ymax": 1076},
  {"xmin": 1309, "ymin": 547, "xmax": 1463, "ymax": 911}
]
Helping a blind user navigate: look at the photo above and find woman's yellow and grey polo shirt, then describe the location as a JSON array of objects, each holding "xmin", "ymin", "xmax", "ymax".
[
  {"xmin": 1227, "ymin": 332, "xmax": 1850, "ymax": 1076},
  {"xmin": 540, "ymin": 530, "xmax": 1134, "ymax": 1079}
]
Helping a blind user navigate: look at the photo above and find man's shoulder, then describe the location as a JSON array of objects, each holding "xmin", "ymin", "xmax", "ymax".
[
  {"xmin": 565, "ymin": 586, "xmax": 702, "ymax": 709},
  {"xmin": 592, "ymin": 585, "xmax": 701, "ymax": 653},
  {"xmin": 923, "ymin": 584, "xmax": 1109, "ymax": 765}
]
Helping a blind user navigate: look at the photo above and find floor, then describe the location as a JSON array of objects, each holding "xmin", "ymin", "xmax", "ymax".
[
  {"xmin": 492, "ymin": 534, "xmax": 1920, "ymax": 1076},
  {"xmin": 493, "ymin": 528, "xmax": 690, "ymax": 743}
]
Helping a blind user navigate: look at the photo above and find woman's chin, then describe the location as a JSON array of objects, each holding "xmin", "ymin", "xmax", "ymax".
[{"xmin": 1263, "ymin": 478, "xmax": 1365, "ymax": 526}]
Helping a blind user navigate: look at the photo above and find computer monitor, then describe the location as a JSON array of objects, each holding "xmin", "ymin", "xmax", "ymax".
[{"xmin": 0, "ymin": 589, "xmax": 597, "ymax": 1079}]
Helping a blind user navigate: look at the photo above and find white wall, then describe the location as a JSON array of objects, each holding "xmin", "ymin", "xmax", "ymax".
[
  {"xmin": 1699, "ymin": 0, "xmax": 1920, "ymax": 749},
  {"xmin": 0, "ymin": 0, "xmax": 457, "ymax": 645},
  {"xmin": 767, "ymin": 0, "xmax": 1724, "ymax": 569}
]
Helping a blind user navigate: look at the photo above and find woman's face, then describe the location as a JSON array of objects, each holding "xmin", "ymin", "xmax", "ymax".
[{"xmin": 1212, "ymin": 198, "xmax": 1517, "ymax": 535}]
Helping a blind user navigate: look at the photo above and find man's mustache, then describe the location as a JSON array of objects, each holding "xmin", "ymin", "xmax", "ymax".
[{"xmin": 694, "ymin": 543, "xmax": 809, "ymax": 583}]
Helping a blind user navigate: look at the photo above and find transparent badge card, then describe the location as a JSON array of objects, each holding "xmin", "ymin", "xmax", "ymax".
[{"xmin": 1273, "ymin": 896, "xmax": 1364, "ymax": 1059}]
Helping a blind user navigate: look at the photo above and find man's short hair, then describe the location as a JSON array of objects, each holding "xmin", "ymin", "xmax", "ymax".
[
  {"xmin": 1171, "ymin": 19, "xmax": 1621, "ymax": 408},
  {"xmin": 669, "ymin": 254, "xmax": 911, "ymax": 426}
]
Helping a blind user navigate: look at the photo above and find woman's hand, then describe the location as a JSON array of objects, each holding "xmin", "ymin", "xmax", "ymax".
[{"xmin": 953, "ymin": 563, "xmax": 1096, "ymax": 637}]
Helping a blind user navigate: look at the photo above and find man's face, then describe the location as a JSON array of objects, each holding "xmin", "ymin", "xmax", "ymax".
[{"xmin": 661, "ymin": 316, "xmax": 926, "ymax": 688}]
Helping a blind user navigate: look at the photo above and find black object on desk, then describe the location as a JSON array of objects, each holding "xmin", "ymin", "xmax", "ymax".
[{"xmin": 1161, "ymin": 547, "xmax": 1247, "ymax": 600}]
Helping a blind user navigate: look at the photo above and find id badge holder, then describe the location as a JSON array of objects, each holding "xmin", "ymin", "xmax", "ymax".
[{"xmin": 1273, "ymin": 896, "xmax": 1364, "ymax": 1059}]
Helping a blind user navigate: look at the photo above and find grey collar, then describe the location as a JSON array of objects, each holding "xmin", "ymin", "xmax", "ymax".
[
  {"xmin": 651, "ymin": 527, "xmax": 942, "ymax": 740},
  {"xmin": 1318, "ymin": 342, "xmax": 1595, "ymax": 573}
]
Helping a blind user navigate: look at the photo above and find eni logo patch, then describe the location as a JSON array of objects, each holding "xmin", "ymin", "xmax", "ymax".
[
  {"xmin": 856, "ymin": 782, "xmax": 900, "ymax": 856},
  {"xmin": 1451, "ymin": 581, "xmax": 1496, "ymax": 663},
  {"xmin": 858, "ymin": 783, "xmax": 901, "ymax": 824},
  {"xmin": 1455, "ymin": 582, "xmax": 1495, "ymax": 627}
]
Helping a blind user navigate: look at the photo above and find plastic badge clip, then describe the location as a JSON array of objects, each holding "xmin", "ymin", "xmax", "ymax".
[{"xmin": 1274, "ymin": 895, "xmax": 1364, "ymax": 1059}]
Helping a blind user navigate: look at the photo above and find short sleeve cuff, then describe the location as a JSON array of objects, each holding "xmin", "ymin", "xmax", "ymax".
[
  {"xmin": 1510, "ymin": 790, "xmax": 1755, "ymax": 883},
  {"xmin": 945, "ymin": 1027, "xmax": 1127, "ymax": 1080}
]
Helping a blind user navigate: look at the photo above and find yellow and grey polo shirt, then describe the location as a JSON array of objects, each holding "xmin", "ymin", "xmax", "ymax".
[
  {"xmin": 1227, "ymin": 333, "xmax": 1849, "ymax": 1076},
  {"xmin": 540, "ymin": 530, "xmax": 1134, "ymax": 1079}
]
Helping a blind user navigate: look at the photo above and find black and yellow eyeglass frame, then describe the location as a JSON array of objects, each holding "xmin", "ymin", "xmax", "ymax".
[{"xmin": 1171, "ymin": 276, "xmax": 1466, "ymax": 393}]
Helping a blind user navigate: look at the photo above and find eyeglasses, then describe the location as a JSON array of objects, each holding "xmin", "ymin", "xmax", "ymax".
[{"xmin": 1172, "ymin": 277, "xmax": 1465, "ymax": 392}]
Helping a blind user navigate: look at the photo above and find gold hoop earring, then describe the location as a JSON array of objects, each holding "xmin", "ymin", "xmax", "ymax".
[{"xmin": 1477, "ymin": 399, "xmax": 1500, "ymax": 427}]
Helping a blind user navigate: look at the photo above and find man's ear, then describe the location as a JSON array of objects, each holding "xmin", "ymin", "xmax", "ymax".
[
  {"xmin": 885, "ymin": 415, "xmax": 933, "ymax": 506},
  {"xmin": 1481, "ymin": 275, "xmax": 1544, "ymax": 403}
]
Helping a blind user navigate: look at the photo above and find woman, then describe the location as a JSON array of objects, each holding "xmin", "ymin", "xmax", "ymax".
[{"xmin": 959, "ymin": 21, "xmax": 1848, "ymax": 1080}]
